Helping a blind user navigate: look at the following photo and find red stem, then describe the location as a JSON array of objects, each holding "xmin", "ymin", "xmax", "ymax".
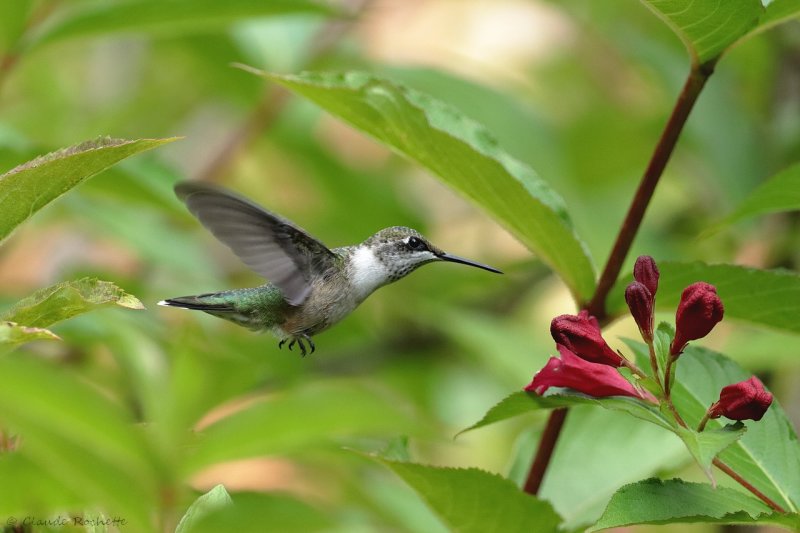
[
  {"xmin": 523, "ymin": 62, "xmax": 714, "ymax": 496},
  {"xmin": 713, "ymin": 458, "xmax": 787, "ymax": 513},
  {"xmin": 586, "ymin": 62, "xmax": 715, "ymax": 320},
  {"xmin": 523, "ymin": 408, "xmax": 568, "ymax": 494}
]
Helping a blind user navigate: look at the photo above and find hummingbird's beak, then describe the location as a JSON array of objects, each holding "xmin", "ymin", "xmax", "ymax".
[{"xmin": 438, "ymin": 252, "xmax": 503, "ymax": 274}]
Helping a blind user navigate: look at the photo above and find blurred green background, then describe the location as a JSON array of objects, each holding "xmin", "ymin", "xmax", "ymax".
[{"xmin": 0, "ymin": 1, "xmax": 798, "ymax": 531}]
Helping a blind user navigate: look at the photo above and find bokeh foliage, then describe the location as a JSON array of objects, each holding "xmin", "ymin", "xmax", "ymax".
[{"xmin": 0, "ymin": 1, "xmax": 799, "ymax": 531}]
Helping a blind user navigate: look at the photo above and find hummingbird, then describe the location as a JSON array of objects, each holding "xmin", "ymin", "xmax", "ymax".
[{"xmin": 159, "ymin": 182, "xmax": 502, "ymax": 356}]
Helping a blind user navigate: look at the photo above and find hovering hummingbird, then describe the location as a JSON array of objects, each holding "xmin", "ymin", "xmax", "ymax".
[{"xmin": 159, "ymin": 182, "xmax": 502, "ymax": 355}]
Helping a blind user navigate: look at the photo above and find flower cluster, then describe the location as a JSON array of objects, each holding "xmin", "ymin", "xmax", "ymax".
[{"xmin": 525, "ymin": 255, "xmax": 772, "ymax": 428}]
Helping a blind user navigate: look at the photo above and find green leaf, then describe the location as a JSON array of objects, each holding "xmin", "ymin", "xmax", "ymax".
[
  {"xmin": 537, "ymin": 406, "xmax": 687, "ymax": 530},
  {"xmin": 183, "ymin": 492, "xmax": 333, "ymax": 533},
  {"xmin": 627, "ymin": 340, "xmax": 800, "ymax": 512},
  {"xmin": 675, "ymin": 423, "xmax": 746, "ymax": 482},
  {"xmin": 591, "ymin": 478, "xmax": 799, "ymax": 530},
  {"xmin": 0, "ymin": 136, "xmax": 177, "ymax": 243},
  {"xmin": 378, "ymin": 460, "xmax": 561, "ymax": 533},
  {"xmin": 609, "ymin": 261, "xmax": 800, "ymax": 335},
  {"xmin": 184, "ymin": 380, "xmax": 427, "ymax": 473},
  {"xmin": 460, "ymin": 390, "xmax": 671, "ymax": 436},
  {"xmin": 713, "ymin": 162, "xmax": 800, "ymax": 230},
  {"xmin": 0, "ymin": 357, "xmax": 159, "ymax": 531},
  {"xmin": 176, "ymin": 485, "xmax": 233, "ymax": 533},
  {"xmin": 254, "ymin": 69, "xmax": 596, "ymax": 304},
  {"xmin": 640, "ymin": 0, "xmax": 762, "ymax": 64},
  {"xmin": 30, "ymin": 0, "xmax": 336, "ymax": 49},
  {"xmin": 0, "ymin": 321, "xmax": 59, "ymax": 347},
  {"xmin": 2, "ymin": 278, "xmax": 143, "ymax": 328}
]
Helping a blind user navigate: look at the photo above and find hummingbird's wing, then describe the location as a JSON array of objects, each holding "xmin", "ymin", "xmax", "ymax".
[{"xmin": 175, "ymin": 182, "xmax": 337, "ymax": 306}]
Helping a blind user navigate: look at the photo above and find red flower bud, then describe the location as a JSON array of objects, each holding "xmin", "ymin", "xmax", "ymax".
[
  {"xmin": 633, "ymin": 255, "xmax": 659, "ymax": 297},
  {"xmin": 550, "ymin": 311, "xmax": 625, "ymax": 367},
  {"xmin": 625, "ymin": 281, "xmax": 654, "ymax": 342},
  {"xmin": 525, "ymin": 345, "xmax": 655, "ymax": 402},
  {"xmin": 670, "ymin": 282, "xmax": 724, "ymax": 355},
  {"xmin": 707, "ymin": 376, "xmax": 773, "ymax": 421}
]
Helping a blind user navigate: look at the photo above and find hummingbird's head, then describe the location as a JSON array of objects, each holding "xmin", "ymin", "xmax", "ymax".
[{"xmin": 361, "ymin": 226, "xmax": 502, "ymax": 283}]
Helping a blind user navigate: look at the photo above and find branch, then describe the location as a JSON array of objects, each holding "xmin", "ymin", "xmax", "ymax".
[
  {"xmin": 523, "ymin": 408, "xmax": 568, "ymax": 494},
  {"xmin": 713, "ymin": 458, "xmax": 787, "ymax": 513},
  {"xmin": 523, "ymin": 61, "xmax": 715, "ymax": 496},
  {"xmin": 586, "ymin": 62, "xmax": 715, "ymax": 320}
]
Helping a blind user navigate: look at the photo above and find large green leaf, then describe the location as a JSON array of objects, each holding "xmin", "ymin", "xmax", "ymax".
[
  {"xmin": 2, "ymin": 278, "xmax": 143, "ymax": 328},
  {"xmin": 640, "ymin": 0, "xmax": 762, "ymax": 64},
  {"xmin": 713, "ymin": 162, "xmax": 800, "ymax": 229},
  {"xmin": 183, "ymin": 380, "xmax": 427, "ymax": 473},
  {"xmin": 29, "ymin": 0, "xmax": 336, "ymax": 49},
  {"xmin": 254, "ymin": 69, "xmax": 596, "ymax": 304},
  {"xmin": 379, "ymin": 460, "xmax": 561, "ymax": 533},
  {"xmin": 591, "ymin": 478, "xmax": 799, "ymax": 530},
  {"xmin": 460, "ymin": 391, "xmax": 671, "ymax": 436},
  {"xmin": 537, "ymin": 406, "xmax": 687, "ymax": 530},
  {"xmin": 608, "ymin": 261, "xmax": 800, "ymax": 335},
  {"xmin": 461, "ymin": 388, "xmax": 741, "ymax": 484},
  {"xmin": 0, "ymin": 357, "xmax": 160, "ymax": 531},
  {"xmin": 626, "ymin": 340, "xmax": 800, "ymax": 512},
  {"xmin": 0, "ymin": 137, "xmax": 177, "ymax": 243}
]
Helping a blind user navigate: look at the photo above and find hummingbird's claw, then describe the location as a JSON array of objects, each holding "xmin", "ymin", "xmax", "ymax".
[
  {"xmin": 278, "ymin": 335, "xmax": 314, "ymax": 357},
  {"xmin": 306, "ymin": 335, "xmax": 316, "ymax": 354}
]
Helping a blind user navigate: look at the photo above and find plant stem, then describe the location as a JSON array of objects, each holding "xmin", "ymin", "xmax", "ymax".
[
  {"xmin": 586, "ymin": 62, "xmax": 715, "ymax": 321},
  {"xmin": 647, "ymin": 341, "xmax": 659, "ymax": 384},
  {"xmin": 523, "ymin": 408, "xmax": 568, "ymax": 494},
  {"xmin": 713, "ymin": 458, "xmax": 787, "ymax": 513},
  {"xmin": 696, "ymin": 412, "xmax": 710, "ymax": 432},
  {"xmin": 619, "ymin": 357, "xmax": 647, "ymax": 379},
  {"xmin": 523, "ymin": 62, "xmax": 715, "ymax": 497}
]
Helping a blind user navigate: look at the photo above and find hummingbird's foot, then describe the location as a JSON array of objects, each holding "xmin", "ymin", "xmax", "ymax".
[{"xmin": 278, "ymin": 335, "xmax": 315, "ymax": 357}]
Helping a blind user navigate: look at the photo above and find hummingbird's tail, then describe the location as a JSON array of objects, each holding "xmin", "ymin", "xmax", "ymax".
[{"xmin": 159, "ymin": 286, "xmax": 285, "ymax": 332}]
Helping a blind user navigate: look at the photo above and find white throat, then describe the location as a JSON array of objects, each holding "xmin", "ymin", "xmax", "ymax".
[{"xmin": 350, "ymin": 246, "xmax": 391, "ymax": 300}]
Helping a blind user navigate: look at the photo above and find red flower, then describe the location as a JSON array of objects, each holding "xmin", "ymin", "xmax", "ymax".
[
  {"xmin": 633, "ymin": 255, "xmax": 659, "ymax": 297},
  {"xmin": 670, "ymin": 282, "xmax": 724, "ymax": 355},
  {"xmin": 625, "ymin": 281, "xmax": 654, "ymax": 342},
  {"xmin": 550, "ymin": 311, "xmax": 625, "ymax": 367},
  {"xmin": 525, "ymin": 345, "xmax": 655, "ymax": 402},
  {"xmin": 708, "ymin": 376, "xmax": 773, "ymax": 422}
]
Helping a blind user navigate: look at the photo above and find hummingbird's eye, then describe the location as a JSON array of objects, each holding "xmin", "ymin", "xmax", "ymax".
[{"xmin": 406, "ymin": 236, "xmax": 427, "ymax": 251}]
